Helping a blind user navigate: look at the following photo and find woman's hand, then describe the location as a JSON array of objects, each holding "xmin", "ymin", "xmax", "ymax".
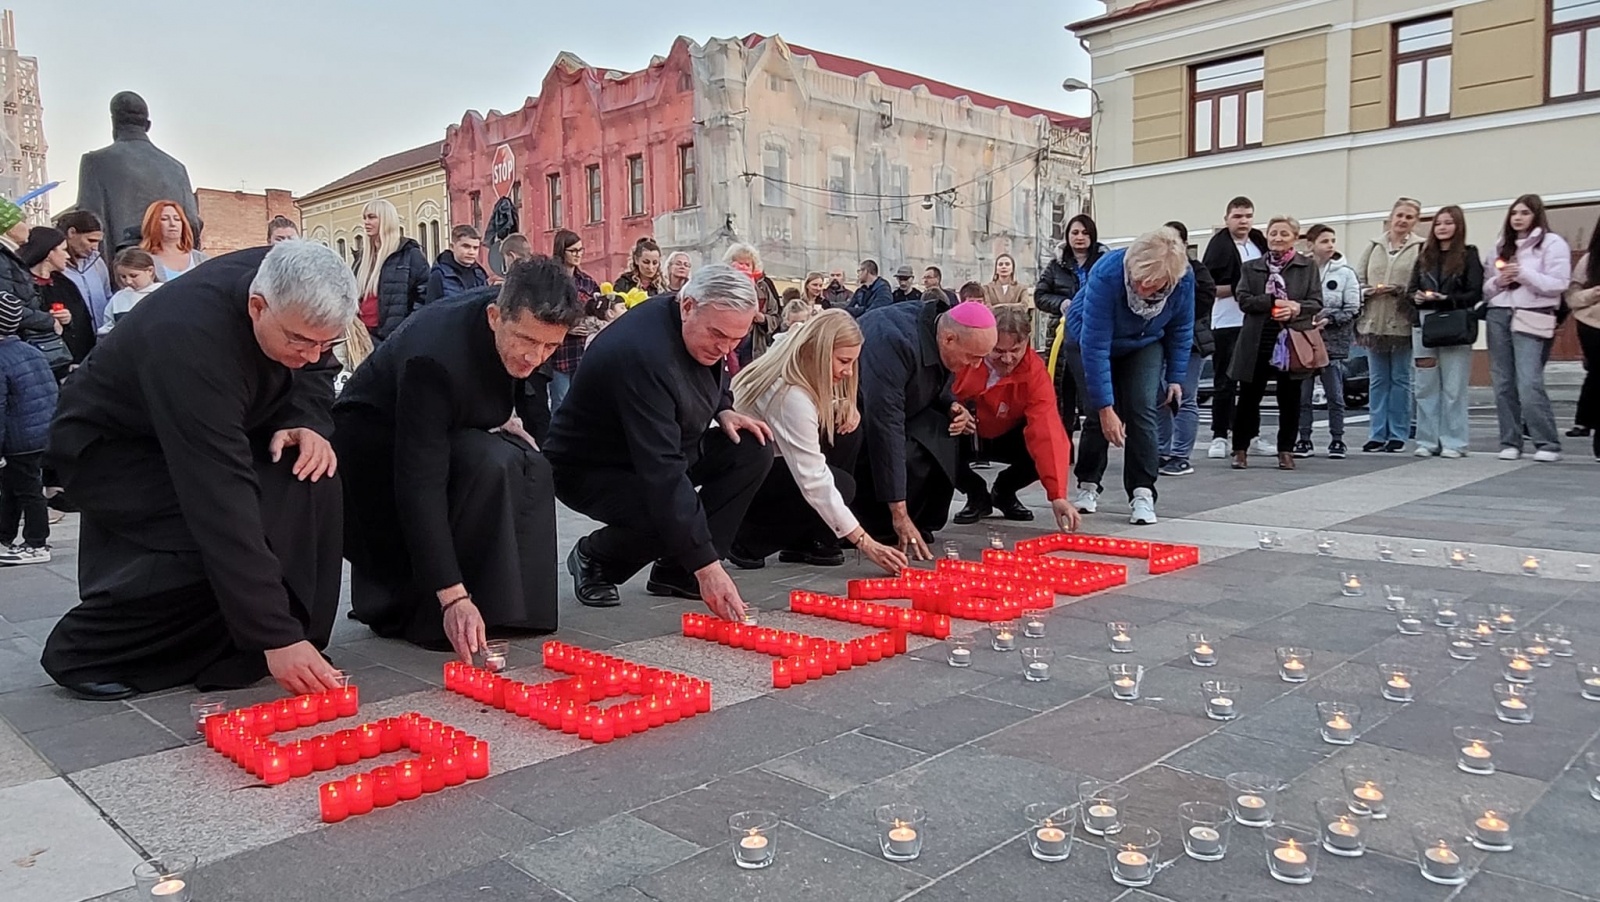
[
  {"xmin": 858, "ymin": 535, "xmax": 910, "ymax": 574},
  {"xmin": 839, "ymin": 406, "xmax": 861, "ymax": 435},
  {"xmin": 50, "ymin": 307, "xmax": 71, "ymax": 326},
  {"xmin": 1271, "ymin": 300, "xmax": 1300, "ymax": 322}
]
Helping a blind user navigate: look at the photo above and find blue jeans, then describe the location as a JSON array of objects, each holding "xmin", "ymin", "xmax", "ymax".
[
  {"xmin": 1486, "ymin": 307, "xmax": 1559, "ymax": 452},
  {"xmin": 1412, "ymin": 327, "xmax": 1472, "ymax": 454},
  {"xmin": 1366, "ymin": 347, "xmax": 1412, "ymax": 443},
  {"xmin": 1298, "ymin": 359, "xmax": 1346, "ymax": 442},
  {"xmin": 1066, "ymin": 340, "xmax": 1164, "ymax": 500},
  {"xmin": 1158, "ymin": 349, "xmax": 1202, "ymax": 462},
  {"xmin": 548, "ymin": 369, "xmax": 572, "ymax": 413}
]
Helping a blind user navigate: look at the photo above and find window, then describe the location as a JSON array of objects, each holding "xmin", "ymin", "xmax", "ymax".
[
  {"xmin": 511, "ymin": 180, "xmax": 523, "ymax": 212},
  {"xmin": 626, "ymin": 155, "xmax": 646, "ymax": 216},
  {"xmin": 888, "ymin": 165, "xmax": 909, "ymax": 221},
  {"xmin": 336, "ymin": 237, "xmax": 347, "ymax": 261},
  {"xmin": 469, "ymin": 191, "xmax": 482, "ymax": 230},
  {"xmin": 429, "ymin": 221, "xmax": 440, "ymax": 258},
  {"xmin": 977, "ymin": 179, "xmax": 994, "ymax": 234},
  {"xmin": 1050, "ymin": 196, "xmax": 1068, "ymax": 242},
  {"xmin": 761, "ymin": 144, "xmax": 787, "ymax": 206},
  {"xmin": 1190, "ymin": 55, "xmax": 1264, "ymax": 156},
  {"xmin": 1013, "ymin": 189, "xmax": 1032, "ymax": 238},
  {"xmin": 678, "ymin": 143, "xmax": 697, "ymax": 208},
  {"xmin": 1393, "ymin": 16, "xmax": 1453, "ymax": 123},
  {"xmin": 827, "ymin": 154, "xmax": 852, "ymax": 214},
  {"xmin": 585, "ymin": 164, "xmax": 603, "ymax": 223},
  {"xmin": 766, "ymin": 72, "xmax": 784, "ymax": 93},
  {"xmin": 1550, "ymin": 0, "xmax": 1600, "ymax": 100},
  {"xmin": 934, "ymin": 170, "xmax": 953, "ymax": 230},
  {"xmin": 547, "ymin": 173, "xmax": 563, "ymax": 229}
]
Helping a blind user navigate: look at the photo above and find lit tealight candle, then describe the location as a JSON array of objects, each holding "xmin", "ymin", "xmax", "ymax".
[
  {"xmin": 1384, "ymin": 675, "xmax": 1414, "ymax": 702},
  {"xmin": 1323, "ymin": 715, "xmax": 1354, "ymax": 744},
  {"xmin": 1085, "ymin": 803, "xmax": 1120, "ymax": 833},
  {"xmin": 150, "ymin": 879, "xmax": 188, "ymax": 898},
  {"xmin": 1207, "ymin": 696, "xmax": 1235, "ymax": 720},
  {"xmin": 1033, "ymin": 825, "xmax": 1069, "ymax": 857},
  {"xmin": 886, "ymin": 822, "xmax": 919, "ymax": 856},
  {"xmin": 737, "ymin": 830, "xmax": 770, "ymax": 865},
  {"xmin": 1191, "ymin": 643, "xmax": 1216, "ymax": 667},
  {"xmin": 1423, "ymin": 844, "xmax": 1464, "ymax": 882},
  {"xmin": 1187, "ymin": 825, "xmax": 1222, "ymax": 856},
  {"xmin": 1522, "ymin": 557, "xmax": 1540, "ymax": 576},
  {"xmin": 1323, "ymin": 819, "xmax": 1362, "ymax": 853},
  {"xmin": 1271, "ymin": 841, "xmax": 1311, "ymax": 879},
  {"xmin": 1472, "ymin": 814, "xmax": 1511, "ymax": 849}
]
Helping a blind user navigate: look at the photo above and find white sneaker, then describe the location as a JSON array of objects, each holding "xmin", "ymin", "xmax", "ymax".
[
  {"xmin": 1129, "ymin": 488, "xmax": 1157, "ymax": 525},
  {"xmin": 1533, "ymin": 450, "xmax": 1562, "ymax": 462},
  {"xmin": 1439, "ymin": 448, "xmax": 1465, "ymax": 459},
  {"xmin": 1498, "ymin": 448, "xmax": 1522, "ymax": 460},
  {"xmin": 1207, "ymin": 437, "xmax": 1229, "ymax": 459},
  {"xmin": 1249, "ymin": 437, "xmax": 1277, "ymax": 457},
  {"xmin": 1414, "ymin": 446, "xmax": 1435, "ymax": 458},
  {"xmin": 0, "ymin": 544, "xmax": 50, "ymax": 565},
  {"xmin": 1070, "ymin": 484, "xmax": 1100, "ymax": 514}
]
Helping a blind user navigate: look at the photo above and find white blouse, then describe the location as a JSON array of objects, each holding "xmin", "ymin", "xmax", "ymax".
[{"xmin": 739, "ymin": 382, "xmax": 859, "ymax": 538}]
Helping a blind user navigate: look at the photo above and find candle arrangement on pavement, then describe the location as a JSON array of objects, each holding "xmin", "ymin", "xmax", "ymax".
[{"xmin": 681, "ymin": 611, "xmax": 906, "ymax": 689}]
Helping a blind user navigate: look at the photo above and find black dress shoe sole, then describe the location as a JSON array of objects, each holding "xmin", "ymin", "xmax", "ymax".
[
  {"xmin": 567, "ymin": 546, "xmax": 621, "ymax": 607},
  {"xmin": 63, "ymin": 682, "xmax": 138, "ymax": 701},
  {"xmin": 778, "ymin": 549, "xmax": 846, "ymax": 566},
  {"xmin": 952, "ymin": 508, "xmax": 991, "ymax": 525},
  {"xmin": 645, "ymin": 579, "xmax": 700, "ymax": 601},
  {"xmin": 726, "ymin": 551, "xmax": 767, "ymax": 570}
]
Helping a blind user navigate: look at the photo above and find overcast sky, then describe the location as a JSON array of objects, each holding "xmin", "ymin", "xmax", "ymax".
[{"xmin": 9, "ymin": 0, "xmax": 1099, "ymax": 206}]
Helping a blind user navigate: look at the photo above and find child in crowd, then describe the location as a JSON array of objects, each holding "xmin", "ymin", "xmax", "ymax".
[
  {"xmin": 769, "ymin": 298, "xmax": 813, "ymax": 348},
  {"xmin": 98, "ymin": 247, "xmax": 160, "ymax": 335},
  {"xmin": 0, "ymin": 290, "xmax": 60, "ymax": 565}
]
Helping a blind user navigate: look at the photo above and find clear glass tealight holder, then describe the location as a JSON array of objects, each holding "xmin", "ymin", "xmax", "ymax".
[
  {"xmin": 1022, "ymin": 610, "xmax": 1048, "ymax": 639},
  {"xmin": 1188, "ymin": 633, "xmax": 1217, "ymax": 667},
  {"xmin": 1276, "ymin": 647, "xmax": 1312, "ymax": 683},
  {"xmin": 1540, "ymin": 622, "xmax": 1574, "ymax": 658},
  {"xmin": 1179, "ymin": 801, "xmax": 1231, "ymax": 861},
  {"xmin": 942, "ymin": 540, "xmax": 961, "ymax": 561},
  {"xmin": 1493, "ymin": 682, "xmax": 1533, "ymax": 724},
  {"xmin": 1446, "ymin": 628, "xmax": 1480, "ymax": 660},
  {"xmin": 1343, "ymin": 765, "xmax": 1389, "ymax": 820},
  {"xmin": 986, "ymin": 526, "xmax": 1006, "ymax": 551},
  {"xmin": 728, "ymin": 811, "xmax": 779, "ymax": 869},
  {"xmin": 1106, "ymin": 621, "xmax": 1135, "ymax": 653},
  {"xmin": 1520, "ymin": 553, "xmax": 1542, "ymax": 577},
  {"xmin": 189, "ymin": 696, "xmax": 226, "ymax": 737},
  {"xmin": 1316, "ymin": 701, "xmax": 1360, "ymax": 745},
  {"xmin": 482, "ymin": 639, "xmax": 510, "ymax": 673},
  {"xmin": 1500, "ymin": 647, "xmax": 1535, "ymax": 683},
  {"xmin": 1586, "ymin": 751, "xmax": 1600, "ymax": 801},
  {"xmin": 1024, "ymin": 803, "xmax": 1076, "ymax": 862},
  {"xmin": 1491, "ymin": 604, "xmax": 1521, "ymax": 634},
  {"xmin": 1077, "ymin": 780, "xmax": 1129, "ymax": 837},
  {"xmin": 1107, "ymin": 663, "xmax": 1144, "ymax": 700},
  {"xmin": 1257, "ymin": 530, "xmax": 1281, "ymax": 551},
  {"xmin": 1107, "ymin": 825, "xmax": 1160, "ymax": 888},
  {"xmin": 1317, "ymin": 797, "xmax": 1369, "ymax": 857},
  {"xmin": 1461, "ymin": 794, "xmax": 1518, "ymax": 852},
  {"xmin": 1446, "ymin": 546, "xmax": 1472, "ymax": 568},
  {"xmin": 1383, "ymin": 584, "xmax": 1407, "ymax": 609},
  {"xmin": 1432, "ymin": 597, "xmax": 1461, "ymax": 628},
  {"xmin": 875, "ymin": 803, "xmax": 925, "ymax": 861},
  {"xmin": 133, "ymin": 852, "xmax": 197, "ymax": 902},
  {"xmin": 945, "ymin": 634, "xmax": 974, "ymax": 668},
  {"xmin": 1394, "ymin": 602, "xmax": 1425, "ymax": 636},
  {"xmin": 1414, "ymin": 823, "xmax": 1469, "ymax": 885},
  {"xmin": 1021, "ymin": 647, "xmax": 1053, "ymax": 682},
  {"xmin": 1201, "ymin": 680, "xmax": 1240, "ymax": 721},
  {"xmin": 1315, "ymin": 533, "xmax": 1337, "ymax": 556},
  {"xmin": 1577, "ymin": 662, "xmax": 1600, "ymax": 700},
  {"xmin": 1468, "ymin": 612, "xmax": 1498, "ymax": 646},
  {"xmin": 1225, "ymin": 772, "xmax": 1279, "ymax": 827},
  {"xmin": 1378, "ymin": 663, "xmax": 1417, "ymax": 702},
  {"xmin": 1524, "ymin": 639, "xmax": 1552, "ymax": 668},
  {"xmin": 1454, "ymin": 726, "xmax": 1501, "ymax": 775},
  {"xmin": 1375, "ymin": 540, "xmax": 1394, "ymax": 561},
  {"xmin": 990, "ymin": 621, "xmax": 1017, "ymax": 653},
  {"xmin": 1339, "ymin": 572, "xmax": 1365, "ymax": 597},
  {"xmin": 1264, "ymin": 825, "xmax": 1319, "ymax": 885}
]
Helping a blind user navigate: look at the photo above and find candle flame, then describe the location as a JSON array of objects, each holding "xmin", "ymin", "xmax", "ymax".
[{"xmin": 1286, "ymin": 838, "xmax": 1299, "ymax": 851}]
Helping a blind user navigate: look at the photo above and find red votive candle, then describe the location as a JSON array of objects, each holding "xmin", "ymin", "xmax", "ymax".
[
  {"xmin": 560, "ymin": 704, "xmax": 579, "ymax": 735},
  {"xmin": 252, "ymin": 705, "xmax": 276, "ymax": 737},
  {"xmin": 577, "ymin": 708, "xmax": 596, "ymax": 740},
  {"xmin": 612, "ymin": 706, "xmax": 634, "ymax": 738},
  {"xmin": 628, "ymin": 701, "xmax": 649, "ymax": 732},
  {"xmin": 371, "ymin": 766, "xmax": 398, "ymax": 807},
  {"xmin": 335, "ymin": 730, "xmax": 360, "ymax": 765},
  {"xmin": 850, "ymin": 641, "xmax": 869, "ymax": 666},
  {"xmin": 773, "ymin": 660, "xmax": 792, "ymax": 689},
  {"xmin": 464, "ymin": 740, "xmax": 491, "ymax": 776},
  {"xmin": 395, "ymin": 760, "xmax": 423, "ymax": 800},
  {"xmin": 891, "ymin": 630, "xmax": 908, "ymax": 654},
  {"xmin": 312, "ymin": 736, "xmax": 337, "ymax": 771},
  {"xmin": 318, "ymin": 692, "xmax": 338, "ymax": 723},
  {"xmin": 378, "ymin": 718, "xmax": 403, "ymax": 753},
  {"xmin": 295, "ymin": 694, "xmax": 319, "ymax": 727},
  {"xmin": 420, "ymin": 755, "xmax": 445, "ymax": 793},
  {"xmin": 440, "ymin": 752, "xmax": 467, "ymax": 786},
  {"xmin": 357, "ymin": 724, "xmax": 381, "ymax": 759},
  {"xmin": 273, "ymin": 699, "xmax": 297, "ymax": 733},
  {"xmin": 319, "ymin": 781, "xmax": 349, "ymax": 823},
  {"xmin": 287, "ymin": 741, "xmax": 313, "ymax": 778},
  {"xmin": 819, "ymin": 652, "xmax": 838, "ymax": 677},
  {"xmin": 662, "ymin": 694, "xmax": 682, "ymax": 724},
  {"xmin": 345, "ymin": 773, "xmax": 375, "ymax": 815},
  {"xmin": 645, "ymin": 697, "xmax": 666, "ymax": 727},
  {"xmin": 261, "ymin": 750, "xmax": 290, "ymax": 786},
  {"xmin": 692, "ymin": 682, "xmax": 711, "ymax": 713},
  {"xmin": 335, "ymin": 685, "xmax": 360, "ymax": 717},
  {"xmin": 592, "ymin": 712, "xmax": 614, "ymax": 743}
]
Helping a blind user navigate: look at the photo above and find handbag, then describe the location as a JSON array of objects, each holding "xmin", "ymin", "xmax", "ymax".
[
  {"xmin": 1287, "ymin": 327, "xmax": 1329, "ymax": 373},
  {"xmin": 1510, "ymin": 308, "xmax": 1558, "ymax": 340},
  {"xmin": 1421, "ymin": 308, "xmax": 1479, "ymax": 347},
  {"xmin": 25, "ymin": 332, "xmax": 72, "ymax": 372}
]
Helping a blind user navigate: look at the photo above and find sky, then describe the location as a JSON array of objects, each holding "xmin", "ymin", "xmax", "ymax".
[{"xmin": 8, "ymin": 0, "xmax": 1100, "ymax": 207}]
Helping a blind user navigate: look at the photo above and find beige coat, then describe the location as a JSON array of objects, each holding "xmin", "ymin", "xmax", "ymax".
[
  {"xmin": 1567, "ymin": 254, "xmax": 1600, "ymax": 330},
  {"xmin": 982, "ymin": 280, "xmax": 1029, "ymax": 307},
  {"xmin": 1354, "ymin": 232, "xmax": 1425, "ymax": 351}
]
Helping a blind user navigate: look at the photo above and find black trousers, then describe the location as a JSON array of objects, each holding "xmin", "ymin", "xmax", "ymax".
[
  {"xmin": 1054, "ymin": 358, "xmax": 1080, "ymax": 436},
  {"xmin": 956, "ymin": 425, "xmax": 1038, "ymax": 503},
  {"xmin": 1234, "ymin": 346, "xmax": 1303, "ymax": 454},
  {"xmin": 736, "ymin": 426, "xmax": 861, "ymax": 558},
  {"xmin": 338, "ymin": 423, "xmax": 558, "ymax": 649},
  {"xmin": 1066, "ymin": 340, "xmax": 1163, "ymax": 501},
  {"xmin": 41, "ymin": 454, "xmax": 342, "ymax": 692},
  {"xmin": 852, "ymin": 439, "xmax": 955, "ymax": 541},
  {"xmin": 1210, "ymin": 326, "xmax": 1242, "ymax": 439},
  {"xmin": 554, "ymin": 429, "xmax": 774, "ymax": 581},
  {"xmin": 1576, "ymin": 321, "xmax": 1600, "ymax": 431},
  {"xmin": 0, "ymin": 451, "xmax": 48, "ymax": 547}
]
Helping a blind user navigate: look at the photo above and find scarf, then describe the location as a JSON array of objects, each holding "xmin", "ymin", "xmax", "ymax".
[
  {"xmin": 1265, "ymin": 249, "xmax": 1295, "ymax": 305},
  {"xmin": 1123, "ymin": 269, "xmax": 1172, "ymax": 321}
]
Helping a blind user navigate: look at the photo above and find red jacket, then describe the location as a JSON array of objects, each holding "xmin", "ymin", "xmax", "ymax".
[{"xmin": 952, "ymin": 348, "xmax": 1071, "ymax": 500}]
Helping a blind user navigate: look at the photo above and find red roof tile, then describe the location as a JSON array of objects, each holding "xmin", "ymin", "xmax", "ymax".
[
  {"xmin": 745, "ymin": 34, "xmax": 1087, "ymax": 130},
  {"xmin": 299, "ymin": 140, "xmax": 444, "ymax": 202},
  {"xmin": 1069, "ymin": 0, "xmax": 1202, "ymax": 31}
]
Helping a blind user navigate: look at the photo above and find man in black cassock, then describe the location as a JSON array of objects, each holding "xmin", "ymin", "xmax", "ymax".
[
  {"xmin": 41, "ymin": 242, "xmax": 355, "ymax": 699},
  {"xmin": 545, "ymin": 263, "xmax": 774, "ymax": 621},
  {"xmin": 333, "ymin": 258, "xmax": 580, "ymax": 660}
]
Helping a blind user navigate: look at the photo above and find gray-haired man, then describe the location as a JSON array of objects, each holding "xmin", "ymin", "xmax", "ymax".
[
  {"xmin": 546, "ymin": 264, "xmax": 774, "ymax": 622},
  {"xmin": 42, "ymin": 242, "xmax": 355, "ymax": 700}
]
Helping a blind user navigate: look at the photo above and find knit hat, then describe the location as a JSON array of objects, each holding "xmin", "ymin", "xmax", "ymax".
[
  {"xmin": 0, "ymin": 291, "xmax": 23, "ymax": 337},
  {"xmin": 16, "ymin": 225, "xmax": 64, "ymax": 269},
  {"xmin": 0, "ymin": 198, "xmax": 23, "ymax": 234}
]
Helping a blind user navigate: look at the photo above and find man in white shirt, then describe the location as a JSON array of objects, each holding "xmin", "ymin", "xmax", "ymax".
[{"xmin": 1200, "ymin": 196, "xmax": 1269, "ymax": 458}]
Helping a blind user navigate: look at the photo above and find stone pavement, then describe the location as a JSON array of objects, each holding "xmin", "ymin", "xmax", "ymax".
[{"xmin": 2, "ymin": 413, "xmax": 1598, "ymax": 902}]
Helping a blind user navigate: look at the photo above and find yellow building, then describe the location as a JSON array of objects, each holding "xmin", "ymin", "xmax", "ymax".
[
  {"xmin": 1071, "ymin": 0, "xmax": 1600, "ymax": 255},
  {"xmin": 296, "ymin": 140, "xmax": 449, "ymax": 265}
]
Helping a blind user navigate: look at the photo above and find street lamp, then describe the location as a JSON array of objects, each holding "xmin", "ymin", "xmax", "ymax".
[{"xmin": 1061, "ymin": 77, "xmax": 1101, "ymax": 217}]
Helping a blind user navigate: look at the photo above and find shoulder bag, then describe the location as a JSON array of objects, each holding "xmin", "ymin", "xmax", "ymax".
[
  {"xmin": 1287, "ymin": 326, "xmax": 1329, "ymax": 373},
  {"xmin": 1420, "ymin": 308, "xmax": 1479, "ymax": 347}
]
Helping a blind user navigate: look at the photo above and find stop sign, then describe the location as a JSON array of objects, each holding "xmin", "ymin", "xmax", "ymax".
[{"xmin": 490, "ymin": 145, "xmax": 516, "ymax": 199}]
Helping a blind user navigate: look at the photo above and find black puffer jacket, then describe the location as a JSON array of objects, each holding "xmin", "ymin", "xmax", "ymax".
[
  {"xmin": 0, "ymin": 247, "xmax": 53, "ymax": 346},
  {"xmin": 1035, "ymin": 243, "xmax": 1108, "ymax": 336},
  {"xmin": 360, "ymin": 238, "xmax": 429, "ymax": 341}
]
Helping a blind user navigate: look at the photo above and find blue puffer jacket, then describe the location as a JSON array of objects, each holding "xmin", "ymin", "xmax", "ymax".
[
  {"xmin": 0, "ymin": 336, "xmax": 59, "ymax": 454},
  {"xmin": 1064, "ymin": 248, "xmax": 1195, "ymax": 411}
]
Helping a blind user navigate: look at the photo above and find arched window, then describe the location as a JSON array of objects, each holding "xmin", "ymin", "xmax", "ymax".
[
  {"xmin": 430, "ymin": 221, "xmax": 441, "ymax": 258},
  {"xmin": 336, "ymin": 237, "xmax": 347, "ymax": 261}
]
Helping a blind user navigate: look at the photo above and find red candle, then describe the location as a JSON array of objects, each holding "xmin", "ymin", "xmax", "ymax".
[
  {"xmin": 335, "ymin": 685, "xmax": 360, "ymax": 717},
  {"xmin": 491, "ymin": 676, "xmax": 508, "ymax": 709},
  {"xmin": 691, "ymin": 682, "xmax": 711, "ymax": 713},
  {"xmin": 850, "ymin": 641, "xmax": 869, "ymax": 666},
  {"xmin": 560, "ymin": 704, "xmax": 580, "ymax": 735},
  {"xmin": 661, "ymin": 694, "xmax": 682, "ymax": 724},
  {"xmin": 371, "ymin": 766, "xmax": 398, "ymax": 807},
  {"xmin": 286, "ymin": 741, "xmax": 313, "ymax": 778},
  {"xmin": 612, "ymin": 706, "xmax": 634, "ymax": 738},
  {"xmin": 378, "ymin": 718, "xmax": 403, "ymax": 753},
  {"xmin": 273, "ymin": 699, "xmax": 297, "ymax": 733},
  {"xmin": 628, "ymin": 701, "xmax": 648, "ymax": 732},
  {"xmin": 891, "ymin": 630, "xmax": 908, "ymax": 654},
  {"xmin": 787, "ymin": 655, "xmax": 808, "ymax": 685},
  {"xmin": 645, "ymin": 697, "xmax": 666, "ymax": 727},
  {"xmin": 318, "ymin": 693, "xmax": 338, "ymax": 723},
  {"xmin": 395, "ymin": 760, "xmax": 423, "ymax": 800},
  {"xmin": 252, "ymin": 705, "xmax": 276, "ymax": 737},
  {"xmin": 592, "ymin": 711, "xmax": 615, "ymax": 743},
  {"xmin": 464, "ymin": 740, "xmax": 491, "ymax": 777},
  {"xmin": 335, "ymin": 730, "xmax": 360, "ymax": 765},
  {"xmin": 319, "ymin": 781, "xmax": 349, "ymax": 823},
  {"xmin": 261, "ymin": 750, "xmax": 290, "ymax": 786},
  {"xmin": 577, "ymin": 708, "xmax": 596, "ymax": 740},
  {"xmin": 440, "ymin": 753, "xmax": 467, "ymax": 786},
  {"xmin": 420, "ymin": 755, "xmax": 445, "ymax": 793},
  {"xmin": 357, "ymin": 724, "xmax": 381, "ymax": 759},
  {"xmin": 312, "ymin": 736, "xmax": 337, "ymax": 771},
  {"xmin": 345, "ymin": 773, "xmax": 375, "ymax": 815},
  {"xmin": 295, "ymin": 694, "xmax": 319, "ymax": 727}
]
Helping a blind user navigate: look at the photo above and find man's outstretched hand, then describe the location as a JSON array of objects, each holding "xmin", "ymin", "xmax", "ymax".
[
  {"xmin": 694, "ymin": 561, "xmax": 748, "ymax": 622},
  {"xmin": 265, "ymin": 640, "xmax": 343, "ymax": 695},
  {"xmin": 270, "ymin": 428, "xmax": 337, "ymax": 481}
]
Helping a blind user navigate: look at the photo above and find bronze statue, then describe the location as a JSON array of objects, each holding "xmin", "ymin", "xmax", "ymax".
[{"xmin": 74, "ymin": 92, "xmax": 204, "ymax": 252}]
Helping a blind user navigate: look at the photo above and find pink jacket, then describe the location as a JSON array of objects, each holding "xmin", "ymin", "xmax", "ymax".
[{"xmin": 1482, "ymin": 228, "xmax": 1572, "ymax": 310}]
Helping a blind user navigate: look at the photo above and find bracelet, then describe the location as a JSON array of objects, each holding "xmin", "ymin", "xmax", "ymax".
[{"xmin": 440, "ymin": 594, "xmax": 472, "ymax": 613}]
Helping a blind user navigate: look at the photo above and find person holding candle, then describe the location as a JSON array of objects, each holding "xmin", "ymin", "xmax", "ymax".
[
  {"xmin": 333, "ymin": 256, "xmax": 581, "ymax": 659},
  {"xmin": 40, "ymin": 242, "xmax": 353, "ymax": 699},
  {"xmin": 950, "ymin": 305, "xmax": 1081, "ymax": 533},
  {"xmin": 850, "ymin": 297, "xmax": 997, "ymax": 558},
  {"xmin": 1408, "ymin": 206, "xmax": 1484, "ymax": 459},
  {"xmin": 725, "ymin": 310, "xmax": 908, "ymax": 573},
  {"xmin": 1483, "ymin": 194, "xmax": 1572, "ymax": 461},
  {"xmin": 1061, "ymin": 227, "xmax": 1195, "ymax": 525},
  {"xmin": 546, "ymin": 264, "xmax": 773, "ymax": 620},
  {"xmin": 1354, "ymin": 197, "xmax": 1425, "ymax": 453}
]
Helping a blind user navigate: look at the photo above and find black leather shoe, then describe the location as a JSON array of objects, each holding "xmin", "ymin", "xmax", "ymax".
[
  {"xmin": 953, "ymin": 497, "xmax": 993, "ymax": 525},
  {"xmin": 63, "ymin": 681, "xmax": 137, "ymax": 701},
  {"xmin": 994, "ymin": 494, "xmax": 1034, "ymax": 521},
  {"xmin": 566, "ymin": 542, "xmax": 620, "ymax": 607},
  {"xmin": 646, "ymin": 563, "xmax": 701, "ymax": 600},
  {"xmin": 779, "ymin": 542, "xmax": 846, "ymax": 567},
  {"xmin": 726, "ymin": 545, "xmax": 766, "ymax": 570}
]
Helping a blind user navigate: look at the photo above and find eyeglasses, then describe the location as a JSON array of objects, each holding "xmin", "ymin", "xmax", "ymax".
[{"xmin": 265, "ymin": 302, "xmax": 346, "ymax": 352}]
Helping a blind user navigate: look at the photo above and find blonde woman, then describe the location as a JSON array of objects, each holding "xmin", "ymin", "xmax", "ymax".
[
  {"xmin": 728, "ymin": 310, "xmax": 909, "ymax": 574},
  {"xmin": 1354, "ymin": 197, "xmax": 1425, "ymax": 452},
  {"xmin": 352, "ymin": 199, "xmax": 429, "ymax": 340}
]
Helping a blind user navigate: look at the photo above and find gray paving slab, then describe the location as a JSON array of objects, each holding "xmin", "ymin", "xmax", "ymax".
[
  {"xmin": 1453, "ymin": 871, "xmax": 1600, "ymax": 902},
  {"xmin": 0, "ymin": 683, "xmax": 125, "ymax": 734},
  {"xmin": 1475, "ymin": 764, "xmax": 1600, "ymax": 896},
  {"xmin": 758, "ymin": 732, "xmax": 927, "ymax": 797},
  {"xmin": 382, "ymin": 859, "xmax": 562, "ymax": 902},
  {"xmin": 774, "ymin": 654, "xmax": 1004, "ymax": 724},
  {"xmin": 1357, "ymin": 699, "xmax": 1587, "ymax": 782},
  {"xmin": 0, "ymin": 635, "xmax": 50, "ymax": 693},
  {"xmin": 1162, "ymin": 730, "xmax": 1334, "ymax": 784},
  {"xmin": 899, "ymin": 832, "xmax": 1126, "ymax": 902},
  {"xmin": 0, "ymin": 777, "xmax": 142, "ymax": 902},
  {"xmin": 0, "ymin": 565, "xmax": 79, "ymax": 622},
  {"xmin": 960, "ymin": 652, "xmax": 1107, "ymax": 710},
  {"xmin": 1235, "ymin": 603, "xmax": 1405, "ymax": 654},
  {"xmin": 507, "ymin": 813, "xmax": 704, "ymax": 900},
  {"xmin": 26, "ymin": 708, "xmax": 184, "ymax": 773},
  {"xmin": 859, "ymin": 692, "xmax": 1036, "ymax": 755},
  {"xmin": 632, "ymin": 768, "xmax": 829, "ymax": 846},
  {"xmin": 0, "ymin": 718, "xmax": 51, "ymax": 789},
  {"xmin": 978, "ymin": 697, "xmax": 1217, "ymax": 782}
]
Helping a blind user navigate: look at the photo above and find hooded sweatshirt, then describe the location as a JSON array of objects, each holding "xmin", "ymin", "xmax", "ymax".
[{"xmin": 1315, "ymin": 254, "xmax": 1363, "ymax": 359}]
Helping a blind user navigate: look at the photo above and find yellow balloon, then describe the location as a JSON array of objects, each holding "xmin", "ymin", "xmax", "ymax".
[{"xmin": 599, "ymin": 281, "xmax": 615, "ymax": 296}]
